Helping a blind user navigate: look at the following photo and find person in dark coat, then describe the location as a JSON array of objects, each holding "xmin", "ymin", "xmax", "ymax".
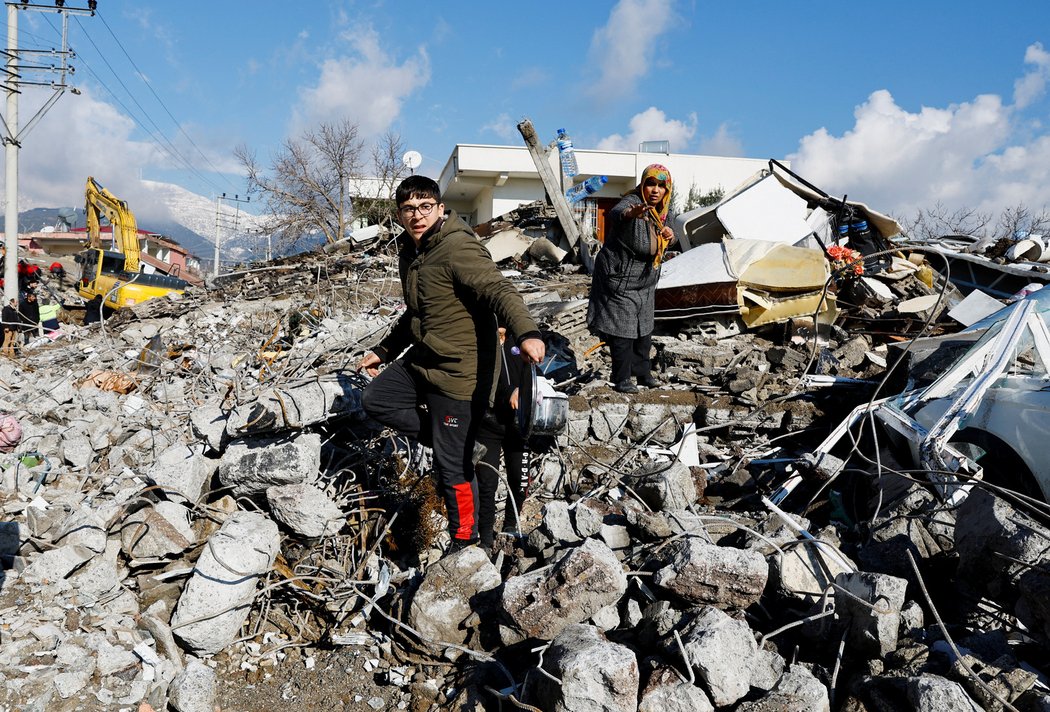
[
  {"xmin": 18, "ymin": 291, "xmax": 39, "ymax": 337},
  {"xmin": 475, "ymin": 327, "xmax": 532, "ymax": 551},
  {"xmin": 587, "ymin": 164, "xmax": 676, "ymax": 393},
  {"xmin": 1, "ymin": 298, "xmax": 19, "ymax": 357},
  {"xmin": 83, "ymin": 294, "xmax": 104, "ymax": 325}
]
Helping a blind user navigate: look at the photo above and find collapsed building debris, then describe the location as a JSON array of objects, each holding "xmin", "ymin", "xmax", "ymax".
[{"xmin": 0, "ymin": 168, "xmax": 1049, "ymax": 712}]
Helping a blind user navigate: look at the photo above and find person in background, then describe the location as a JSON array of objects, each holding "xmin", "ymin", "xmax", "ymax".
[
  {"xmin": 1, "ymin": 298, "xmax": 19, "ymax": 358},
  {"xmin": 358, "ymin": 175, "xmax": 545, "ymax": 554},
  {"xmin": 83, "ymin": 294, "xmax": 104, "ymax": 326},
  {"xmin": 19, "ymin": 291, "xmax": 39, "ymax": 339},
  {"xmin": 587, "ymin": 164, "xmax": 676, "ymax": 393},
  {"xmin": 475, "ymin": 327, "xmax": 532, "ymax": 553}
]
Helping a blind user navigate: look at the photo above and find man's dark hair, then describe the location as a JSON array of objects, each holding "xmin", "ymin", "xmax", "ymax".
[{"xmin": 395, "ymin": 175, "xmax": 441, "ymax": 206}]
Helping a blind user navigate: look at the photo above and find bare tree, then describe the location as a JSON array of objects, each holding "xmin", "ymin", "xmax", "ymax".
[
  {"xmin": 994, "ymin": 203, "xmax": 1050, "ymax": 240},
  {"xmin": 353, "ymin": 132, "xmax": 409, "ymax": 229},
  {"xmin": 897, "ymin": 202, "xmax": 992, "ymax": 241},
  {"xmin": 236, "ymin": 120, "xmax": 406, "ymax": 247}
]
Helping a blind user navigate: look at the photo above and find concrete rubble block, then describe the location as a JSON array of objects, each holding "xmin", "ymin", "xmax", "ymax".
[
  {"xmin": 590, "ymin": 402, "xmax": 629, "ymax": 442},
  {"xmin": 638, "ymin": 666, "xmax": 713, "ymax": 712},
  {"xmin": 93, "ymin": 636, "xmax": 139, "ymax": 677},
  {"xmin": 225, "ymin": 379, "xmax": 364, "ymax": 437},
  {"xmin": 627, "ymin": 403, "xmax": 685, "ymax": 444},
  {"xmin": 653, "ymin": 537, "xmax": 768, "ymax": 609},
  {"xmin": 590, "ymin": 603, "xmax": 620, "ymax": 632},
  {"xmin": 265, "ymin": 482, "xmax": 345, "ymax": 538},
  {"xmin": 671, "ymin": 605, "xmax": 758, "ymax": 707},
  {"xmin": 906, "ymin": 674, "xmax": 982, "ymax": 712},
  {"xmin": 171, "ymin": 511, "xmax": 280, "ymax": 654},
  {"xmin": 956, "ymin": 488, "xmax": 1050, "ymax": 599},
  {"xmin": 631, "ymin": 460, "xmax": 698, "ymax": 512},
  {"xmin": 530, "ymin": 624, "xmax": 638, "ymax": 712},
  {"xmin": 760, "ymin": 664, "xmax": 831, "ymax": 712},
  {"xmin": 599, "ymin": 523, "xmax": 631, "ymax": 552},
  {"xmin": 572, "ymin": 498, "xmax": 608, "ymax": 538},
  {"xmin": 147, "ymin": 443, "xmax": 219, "ymax": 504},
  {"xmin": 834, "ymin": 570, "xmax": 908, "ymax": 659},
  {"xmin": 169, "ymin": 657, "xmax": 218, "ymax": 712},
  {"xmin": 527, "ymin": 499, "xmax": 581, "ymax": 552},
  {"xmin": 771, "ymin": 541, "xmax": 854, "ymax": 604},
  {"xmin": 119, "ymin": 501, "xmax": 196, "ymax": 560},
  {"xmin": 69, "ymin": 540, "xmax": 123, "ymax": 598},
  {"xmin": 19, "ymin": 544, "xmax": 94, "ymax": 584},
  {"xmin": 951, "ymin": 653, "xmax": 1038, "ymax": 709},
  {"xmin": 1018, "ymin": 567, "xmax": 1050, "ymax": 644},
  {"xmin": 749, "ymin": 647, "xmax": 787, "ymax": 692},
  {"xmin": 502, "ymin": 537, "xmax": 628, "ymax": 640},
  {"xmin": 190, "ymin": 404, "xmax": 229, "ymax": 453},
  {"xmin": 52, "ymin": 507, "xmax": 108, "ymax": 554},
  {"xmin": 84, "ymin": 413, "xmax": 120, "ymax": 451},
  {"xmin": 59, "ymin": 433, "xmax": 94, "ymax": 470},
  {"xmin": 567, "ymin": 412, "xmax": 590, "ymax": 445},
  {"xmin": 53, "ymin": 670, "xmax": 91, "ymax": 699},
  {"xmin": 217, "ymin": 432, "xmax": 322, "ymax": 497},
  {"xmin": 408, "ymin": 546, "xmax": 501, "ymax": 651}
]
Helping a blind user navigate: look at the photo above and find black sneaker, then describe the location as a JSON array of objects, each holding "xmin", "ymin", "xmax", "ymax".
[
  {"xmin": 614, "ymin": 379, "xmax": 639, "ymax": 394},
  {"xmin": 445, "ymin": 538, "xmax": 478, "ymax": 556},
  {"xmin": 637, "ymin": 374, "xmax": 660, "ymax": 388}
]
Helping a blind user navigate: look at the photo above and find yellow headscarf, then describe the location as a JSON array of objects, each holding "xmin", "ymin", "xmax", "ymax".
[{"xmin": 636, "ymin": 164, "xmax": 673, "ymax": 224}]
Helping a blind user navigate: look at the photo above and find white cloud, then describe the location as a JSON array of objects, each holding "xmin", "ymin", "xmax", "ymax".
[
  {"xmin": 1014, "ymin": 41, "xmax": 1050, "ymax": 108},
  {"xmin": 0, "ymin": 89, "xmax": 168, "ymax": 218},
  {"xmin": 586, "ymin": 0, "xmax": 674, "ymax": 103},
  {"xmin": 791, "ymin": 44, "xmax": 1050, "ymax": 224},
  {"xmin": 292, "ymin": 26, "xmax": 430, "ymax": 137},
  {"xmin": 481, "ymin": 113, "xmax": 518, "ymax": 141},
  {"xmin": 698, "ymin": 123, "xmax": 743, "ymax": 157},
  {"xmin": 596, "ymin": 107, "xmax": 696, "ymax": 152}
]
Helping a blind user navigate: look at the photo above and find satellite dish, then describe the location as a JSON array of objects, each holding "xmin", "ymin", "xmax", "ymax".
[{"xmin": 402, "ymin": 151, "xmax": 422, "ymax": 173}]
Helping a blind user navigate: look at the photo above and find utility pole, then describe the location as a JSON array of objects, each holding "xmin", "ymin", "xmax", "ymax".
[
  {"xmin": 212, "ymin": 192, "xmax": 249, "ymax": 277},
  {"xmin": 2, "ymin": 1, "xmax": 95, "ymax": 304}
]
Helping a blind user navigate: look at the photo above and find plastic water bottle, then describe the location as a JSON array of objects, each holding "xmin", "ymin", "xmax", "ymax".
[
  {"xmin": 565, "ymin": 175, "xmax": 607, "ymax": 204},
  {"xmin": 556, "ymin": 129, "xmax": 578, "ymax": 179}
]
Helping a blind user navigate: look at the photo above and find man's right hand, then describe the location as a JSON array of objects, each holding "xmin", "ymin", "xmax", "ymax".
[{"xmin": 358, "ymin": 351, "xmax": 382, "ymax": 377}]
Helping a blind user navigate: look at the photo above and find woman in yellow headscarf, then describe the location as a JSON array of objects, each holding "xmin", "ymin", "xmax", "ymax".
[{"xmin": 587, "ymin": 164, "xmax": 676, "ymax": 393}]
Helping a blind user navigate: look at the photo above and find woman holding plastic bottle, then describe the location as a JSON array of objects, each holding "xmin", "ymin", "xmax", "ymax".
[{"xmin": 587, "ymin": 164, "xmax": 675, "ymax": 393}]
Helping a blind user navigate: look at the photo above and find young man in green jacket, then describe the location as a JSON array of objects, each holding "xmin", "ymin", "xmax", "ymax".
[{"xmin": 359, "ymin": 176, "xmax": 545, "ymax": 552}]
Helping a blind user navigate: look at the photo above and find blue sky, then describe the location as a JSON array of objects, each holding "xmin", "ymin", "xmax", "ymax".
[{"xmin": 4, "ymin": 0, "xmax": 1049, "ymax": 228}]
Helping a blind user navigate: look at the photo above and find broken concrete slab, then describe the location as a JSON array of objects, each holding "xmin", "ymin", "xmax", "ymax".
[
  {"xmin": 147, "ymin": 443, "xmax": 219, "ymax": 504},
  {"xmin": 408, "ymin": 546, "xmax": 501, "ymax": 652},
  {"xmin": 531, "ymin": 624, "xmax": 638, "ymax": 712},
  {"xmin": 171, "ymin": 511, "xmax": 280, "ymax": 654},
  {"xmin": 906, "ymin": 674, "xmax": 982, "ymax": 712},
  {"xmin": 631, "ymin": 460, "xmax": 698, "ymax": 512},
  {"xmin": 653, "ymin": 537, "xmax": 768, "ymax": 609},
  {"xmin": 169, "ymin": 658, "xmax": 218, "ymax": 712},
  {"xmin": 638, "ymin": 666, "xmax": 713, "ymax": 712},
  {"xmin": 671, "ymin": 605, "xmax": 758, "ymax": 707},
  {"xmin": 834, "ymin": 571, "xmax": 908, "ymax": 659},
  {"xmin": 217, "ymin": 432, "xmax": 322, "ymax": 497},
  {"xmin": 502, "ymin": 537, "xmax": 628, "ymax": 641},
  {"xmin": 265, "ymin": 482, "xmax": 344, "ymax": 538}
]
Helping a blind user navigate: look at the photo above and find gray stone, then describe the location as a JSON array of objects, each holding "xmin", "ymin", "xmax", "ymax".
[
  {"xmin": 68, "ymin": 540, "xmax": 123, "ymax": 598},
  {"xmin": 53, "ymin": 670, "xmax": 90, "ymax": 699},
  {"xmin": 52, "ymin": 507, "xmax": 107, "ymax": 553},
  {"xmin": 59, "ymin": 433, "xmax": 93, "ymax": 469},
  {"xmin": 834, "ymin": 571, "xmax": 908, "ymax": 659},
  {"xmin": 632, "ymin": 460, "xmax": 697, "ymax": 512},
  {"xmin": 590, "ymin": 603, "xmax": 620, "ymax": 632},
  {"xmin": 950, "ymin": 653, "xmax": 1038, "ymax": 710},
  {"xmin": 770, "ymin": 541, "xmax": 853, "ymax": 604},
  {"xmin": 627, "ymin": 403, "xmax": 683, "ymax": 444},
  {"xmin": 531, "ymin": 624, "xmax": 638, "ymax": 712},
  {"xmin": 528, "ymin": 499, "xmax": 581, "ymax": 552},
  {"xmin": 217, "ymin": 432, "xmax": 322, "ymax": 496},
  {"xmin": 226, "ymin": 379, "xmax": 365, "ymax": 436},
  {"xmin": 906, "ymin": 675, "xmax": 981, "ymax": 712},
  {"xmin": 567, "ymin": 413, "xmax": 589, "ymax": 445},
  {"xmin": 172, "ymin": 511, "xmax": 280, "ymax": 654},
  {"xmin": 266, "ymin": 482, "xmax": 345, "ymax": 538},
  {"xmin": 170, "ymin": 658, "xmax": 218, "ymax": 712},
  {"xmin": 502, "ymin": 538, "xmax": 627, "ymax": 640},
  {"xmin": 189, "ymin": 405, "xmax": 229, "ymax": 452},
  {"xmin": 653, "ymin": 538, "xmax": 768, "ymax": 609},
  {"xmin": 147, "ymin": 443, "xmax": 219, "ymax": 504},
  {"xmin": 94, "ymin": 638, "xmax": 138, "ymax": 677},
  {"xmin": 771, "ymin": 664, "xmax": 830, "ymax": 712},
  {"xmin": 120, "ymin": 502, "xmax": 196, "ymax": 560},
  {"xmin": 599, "ymin": 523, "xmax": 631, "ymax": 552},
  {"xmin": 590, "ymin": 402, "xmax": 629, "ymax": 441},
  {"xmin": 408, "ymin": 546, "xmax": 501, "ymax": 651},
  {"xmin": 673, "ymin": 606, "xmax": 758, "ymax": 707},
  {"xmin": 19, "ymin": 544, "xmax": 93, "ymax": 584},
  {"xmin": 749, "ymin": 647, "xmax": 786, "ymax": 692},
  {"xmin": 638, "ymin": 666, "xmax": 713, "ymax": 712},
  {"xmin": 572, "ymin": 499, "xmax": 606, "ymax": 538}
]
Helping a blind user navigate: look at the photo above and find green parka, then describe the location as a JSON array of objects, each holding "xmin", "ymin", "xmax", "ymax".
[{"xmin": 374, "ymin": 211, "xmax": 539, "ymax": 402}]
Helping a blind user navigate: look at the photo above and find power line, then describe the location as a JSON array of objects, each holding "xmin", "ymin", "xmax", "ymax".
[
  {"xmin": 93, "ymin": 8, "xmax": 236, "ymax": 191},
  {"xmin": 65, "ymin": 13, "xmax": 226, "ymax": 194}
]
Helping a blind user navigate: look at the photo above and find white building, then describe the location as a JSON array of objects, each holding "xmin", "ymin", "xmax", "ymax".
[{"xmin": 437, "ymin": 143, "xmax": 781, "ymax": 241}]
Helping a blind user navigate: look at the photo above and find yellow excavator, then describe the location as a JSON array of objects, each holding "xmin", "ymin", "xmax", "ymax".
[{"xmin": 76, "ymin": 176, "xmax": 189, "ymax": 309}]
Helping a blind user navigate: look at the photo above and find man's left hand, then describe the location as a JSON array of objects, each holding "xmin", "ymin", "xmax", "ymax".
[{"xmin": 518, "ymin": 337, "xmax": 545, "ymax": 365}]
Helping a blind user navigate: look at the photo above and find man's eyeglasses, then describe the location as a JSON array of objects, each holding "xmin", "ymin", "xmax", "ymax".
[{"xmin": 398, "ymin": 202, "xmax": 438, "ymax": 218}]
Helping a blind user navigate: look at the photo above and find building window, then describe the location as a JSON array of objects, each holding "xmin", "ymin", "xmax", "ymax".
[{"xmin": 573, "ymin": 200, "xmax": 599, "ymax": 239}]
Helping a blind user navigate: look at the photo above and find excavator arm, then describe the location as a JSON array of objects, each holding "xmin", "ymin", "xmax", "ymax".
[{"xmin": 85, "ymin": 176, "xmax": 140, "ymax": 273}]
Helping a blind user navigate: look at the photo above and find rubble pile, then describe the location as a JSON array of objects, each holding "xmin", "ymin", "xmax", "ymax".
[{"xmin": 0, "ymin": 227, "xmax": 1049, "ymax": 712}]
